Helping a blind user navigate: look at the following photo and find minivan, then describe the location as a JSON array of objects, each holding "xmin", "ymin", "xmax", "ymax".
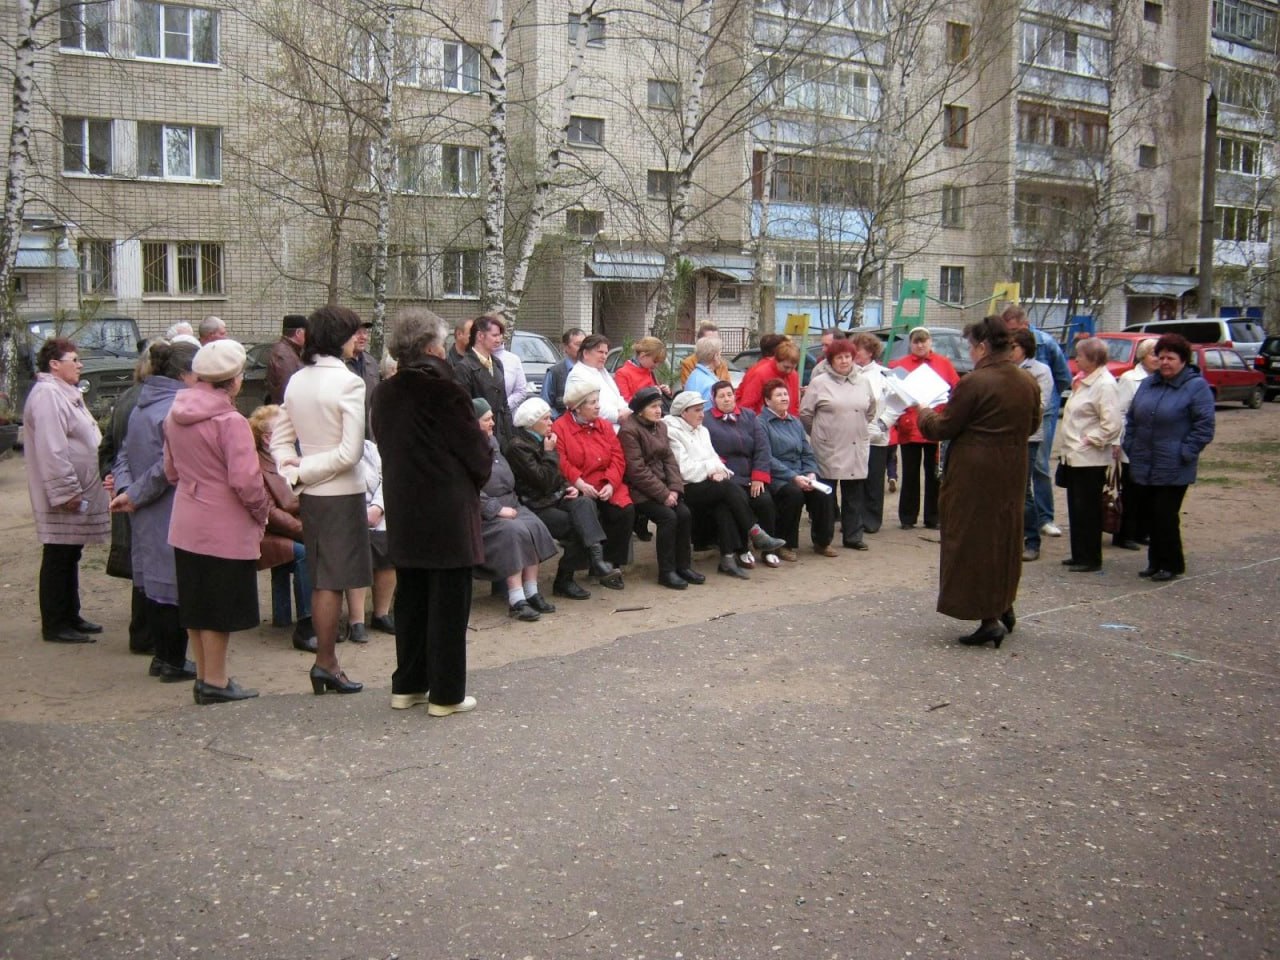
[{"xmin": 1121, "ymin": 317, "xmax": 1266, "ymax": 361}]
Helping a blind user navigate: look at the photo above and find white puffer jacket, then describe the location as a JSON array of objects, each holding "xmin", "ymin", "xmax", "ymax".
[{"xmin": 663, "ymin": 414, "xmax": 731, "ymax": 484}]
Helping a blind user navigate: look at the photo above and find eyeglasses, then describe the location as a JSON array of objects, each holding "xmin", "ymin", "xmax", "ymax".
[{"xmin": 54, "ymin": 355, "xmax": 82, "ymax": 364}]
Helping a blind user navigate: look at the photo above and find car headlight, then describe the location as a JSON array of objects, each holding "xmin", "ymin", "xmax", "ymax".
[{"xmin": 78, "ymin": 381, "xmax": 90, "ymax": 394}]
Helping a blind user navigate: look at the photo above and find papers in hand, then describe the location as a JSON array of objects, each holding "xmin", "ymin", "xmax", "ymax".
[{"xmin": 883, "ymin": 364, "xmax": 951, "ymax": 415}]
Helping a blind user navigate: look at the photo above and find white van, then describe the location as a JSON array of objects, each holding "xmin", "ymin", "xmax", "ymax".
[{"xmin": 1122, "ymin": 317, "xmax": 1267, "ymax": 361}]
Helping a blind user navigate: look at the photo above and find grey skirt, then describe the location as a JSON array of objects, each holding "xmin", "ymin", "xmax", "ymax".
[{"xmin": 300, "ymin": 493, "xmax": 373, "ymax": 591}]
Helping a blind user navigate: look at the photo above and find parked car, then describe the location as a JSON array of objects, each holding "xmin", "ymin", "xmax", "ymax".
[
  {"xmin": 1191, "ymin": 344, "xmax": 1265, "ymax": 408},
  {"xmin": 1066, "ymin": 331, "xmax": 1150, "ymax": 378},
  {"xmin": 1123, "ymin": 316, "xmax": 1267, "ymax": 362},
  {"xmin": 16, "ymin": 316, "xmax": 141, "ymax": 421},
  {"xmin": 1252, "ymin": 334, "xmax": 1280, "ymax": 401},
  {"xmin": 510, "ymin": 330, "xmax": 559, "ymax": 396}
]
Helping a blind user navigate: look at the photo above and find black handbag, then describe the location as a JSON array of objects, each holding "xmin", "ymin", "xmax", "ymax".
[
  {"xmin": 1101, "ymin": 463, "xmax": 1123, "ymax": 534},
  {"xmin": 1054, "ymin": 459, "xmax": 1069, "ymax": 488}
]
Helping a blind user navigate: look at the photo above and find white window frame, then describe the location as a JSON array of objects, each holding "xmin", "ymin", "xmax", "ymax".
[
  {"xmin": 137, "ymin": 122, "xmax": 221, "ymax": 181},
  {"xmin": 568, "ymin": 13, "xmax": 606, "ymax": 47},
  {"xmin": 442, "ymin": 41, "xmax": 481, "ymax": 93},
  {"xmin": 566, "ymin": 209, "xmax": 603, "ymax": 237},
  {"xmin": 1019, "ymin": 21, "xmax": 1110, "ymax": 79},
  {"xmin": 939, "ymin": 266, "xmax": 964, "ymax": 304},
  {"xmin": 78, "ymin": 239, "xmax": 115, "ymax": 297},
  {"xmin": 441, "ymin": 145, "xmax": 480, "ymax": 195},
  {"xmin": 135, "ymin": 1, "xmax": 219, "ymax": 65},
  {"xmin": 1216, "ymin": 205, "xmax": 1271, "ymax": 243},
  {"xmin": 141, "ymin": 240, "xmax": 224, "ymax": 297},
  {"xmin": 646, "ymin": 169, "xmax": 677, "ymax": 200},
  {"xmin": 1135, "ymin": 213, "xmax": 1155, "ymax": 235},
  {"xmin": 1218, "ymin": 135, "xmax": 1260, "ymax": 175},
  {"xmin": 567, "ymin": 115, "xmax": 605, "ymax": 148},
  {"xmin": 776, "ymin": 252, "xmax": 818, "ymax": 297},
  {"xmin": 60, "ymin": 0, "xmax": 110, "ymax": 53},
  {"xmin": 941, "ymin": 185, "xmax": 964, "ymax": 228},
  {"xmin": 62, "ymin": 116, "xmax": 113, "ymax": 175},
  {"xmin": 442, "ymin": 249, "xmax": 480, "ymax": 298},
  {"xmin": 647, "ymin": 79, "xmax": 679, "ymax": 110}
]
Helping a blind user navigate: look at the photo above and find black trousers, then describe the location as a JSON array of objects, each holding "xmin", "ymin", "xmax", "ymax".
[
  {"xmin": 129, "ymin": 586, "xmax": 152, "ymax": 653},
  {"xmin": 1115, "ymin": 463, "xmax": 1150, "ymax": 544},
  {"xmin": 536, "ymin": 496, "xmax": 608, "ymax": 574},
  {"xmin": 863, "ymin": 445, "xmax": 888, "ymax": 532},
  {"xmin": 1133, "ymin": 483, "xmax": 1188, "ymax": 575},
  {"xmin": 145, "ymin": 597, "xmax": 188, "ymax": 668},
  {"xmin": 1064, "ymin": 465, "xmax": 1107, "ymax": 567},
  {"xmin": 745, "ymin": 486, "xmax": 778, "ymax": 536},
  {"xmin": 772, "ymin": 481, "xmax": 835, "ymax": 549},
  {"xmin": 634, "ymin": 499, "xmax": 692, "ymax": 574},
  {"xmin": 683, "ymin": 479, "xmax": 754, "ymax": 555},
  {"xmin": 39, "ymin": 543, "xmax": 84, "ymax": 634},
  {"xmin": 596, "ymin": 500, "xmax": 635, "ymax": 569},
  {"xmin": 826, "ymin": 477, "xmax": 868, "ymax": 546},
  {"xmin": 898, "ymin": 443, "xmax": 940, "ymax": 526},
  {"xmin": 392, "ymin": 566, "xmax": 472, "ymax": 705}
]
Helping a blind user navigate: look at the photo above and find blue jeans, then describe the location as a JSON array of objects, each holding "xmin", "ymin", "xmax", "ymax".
[
  {"xmin": 270, "ymin": 542, "xmax": 311, "ymax": 625},
  {"xmin": 1032, "ymin": 405, "xmax": 1059, "ymax": 525},
  {"xmin": 1024, "ymin": 442, "xmax": 1041, "ymax": 550}
]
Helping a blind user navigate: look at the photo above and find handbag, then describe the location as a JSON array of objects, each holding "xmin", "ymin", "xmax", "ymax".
[
  {"xmin": 1054, "ymin": 459, "xmax": 1069, "ymax": 488},
  {"xmin": 1101, "ymin": 463, "xmax": 1123, "ymax": 534}
]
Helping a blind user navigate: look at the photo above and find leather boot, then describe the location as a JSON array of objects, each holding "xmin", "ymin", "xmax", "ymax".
[{"xmin": 587, "ymin": 544, "xmax": 615, "ymax": 579}]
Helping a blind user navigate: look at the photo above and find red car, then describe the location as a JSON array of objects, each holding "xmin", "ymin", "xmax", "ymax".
[
  {"xmin": 1066, "ymin": 332, "xmax": 1150, "ymax": 378},
  {"xmin": 1191, "ymin": 344, "xmax": 1265, "ymax": 408}
]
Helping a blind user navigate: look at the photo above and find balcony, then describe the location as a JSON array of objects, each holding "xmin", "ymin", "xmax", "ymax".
[
  {"xmin": 1017, "ymin": 65, "xmax": 1110, "ymax": 109},
  {"xmin": 1015, "ymin": 143, "xmax": 1105, "ymax": 183},
  {"xmin": 751, "ymin": 201, "xmax": 869, "ymax": 244}
]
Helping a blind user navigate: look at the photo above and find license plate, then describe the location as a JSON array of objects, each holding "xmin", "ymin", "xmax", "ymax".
[{"xmin": 1271, "ymin": 359, "xmax": 1280, "ymax": 369}]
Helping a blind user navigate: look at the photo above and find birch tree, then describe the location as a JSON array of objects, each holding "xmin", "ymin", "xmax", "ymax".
[
  {"xmin": 481, "ymin": 0, "xmax": 509, "ymax": 312},
  {"xmin": 370, "ymin": 9, "xmax": 397, "ymax": 342}
]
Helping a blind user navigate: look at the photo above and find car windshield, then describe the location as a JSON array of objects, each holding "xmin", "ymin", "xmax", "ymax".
[
  {"xmin": 1106, "ymin": 339, "xmax": 1134, "ymax": 362},
  {"xmin": 512, "ymin": 334, "xmax": 558, "ymax": 364},
  {"xmin": 1228, "ymin": 320, "xmax": 1265, "ymax": 342},
  {"xmin": 26, "ymin": 319, "xmax": 137, "ymax": 357}
]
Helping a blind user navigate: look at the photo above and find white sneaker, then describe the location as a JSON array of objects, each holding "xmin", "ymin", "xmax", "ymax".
[
  {"xmin": 1040, "ymin": 522, "xmax": 1062, "ymax": 537},
  {"xmin": 390, "ymin": 691, "xmax": 428, "ymax": 710},
  {"xmin": 428, "ymin": 695, "xmax": 477, "ymax": 717}
]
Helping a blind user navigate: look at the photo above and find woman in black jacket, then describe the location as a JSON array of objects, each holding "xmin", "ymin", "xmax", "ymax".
[{"xmin": 506, "ymin": 397, "xmax": 623, "ymax": 598}]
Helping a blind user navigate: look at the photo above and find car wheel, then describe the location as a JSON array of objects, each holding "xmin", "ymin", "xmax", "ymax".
[{"xmin": 1245, "ymin": 386, "xmax": 1264, "ymax": 409}]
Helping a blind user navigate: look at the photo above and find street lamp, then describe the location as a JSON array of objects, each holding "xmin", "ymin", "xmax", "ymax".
[{"xmin": 1153, "ymin": 62, "xmax": 1216, "ymax": 317}]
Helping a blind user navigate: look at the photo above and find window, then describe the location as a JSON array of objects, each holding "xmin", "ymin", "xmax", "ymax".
[
  {"xmin": 352, "ymin": 245, "xmax": 434, "ymax": 297},
  {"xmin": 774, "ymin": 58, "xmax": 880, "ymax": 119},
  {"xmin": 136, "ymin": 2, "xmax": 218, "ymax": 64},
  {"xmin": 943, "ymin": 104, "xmax": 968, "ymax": 148},
  {"xmin": 442, "ymin": 249, "xmax": 480, "ymax": 297},
  {"xmin": 138, "ymin": 123, "xmax": 221, "ymax": 180},
  {"xmin": 1212, "ymin": 63, "xmax": 1273, "ymax": 112},
  {"xmin": 776, "ymin": 252, "xmax": 818, "ymax": 296},
  {"xmin": 442, "ymin": 41, "xmax": 481, "ymax": 93},
  {"xmin": 441, "ymin": 145, "xmax": 480, "ymax": 195},
  {"xmin": 1141, "ymin": 64, "xmax": 1162, "ymax": 88},
  {"xmin": 141, "ymin": 241, "xmax": 224, "ymax": 296},
  {"xmin": 567, "ymin": 115, "xmax": 604, "ymax": 147},
  {"xmin": 568, "ymin": 13, "xmax": 606, "ymax": 47},
  {"xmin": 1138, "ymin": 144, "xmax": 1157, "ymax": 168},
  {"xmin": 1136, "ymin": 213, "xmax": 1154, "ymax": 234},
  {"xmin": 1214, "ymin": 0, "xmax": 1278, "ymax": 50},
  {"xmin": 946, "ymin": 22, "xmax": 971, "ymax": 64},
  {"xmin": 751, "ymin": 152, "xmax": 874, "ymax": 206},
  {"xmin": 717, "ymin": 284, "xmax": 740, "ymax": 302},
  {"xmin": 1144, "ymin": 2, "xmax": 1163, "ymax": 24},
  {"xmin": 1019, "ymin": 21, "xmax": 1110, "ymax": 78},
  {"xmin": 1218, "ymin": 135, "xmax": 1260, "ymax": 175},
  {"xmin": 1012, "ymin": 260, "xmax": 1096, "ymax": 301},
  {"xmin": 1017, "ymin": 104, "xmax": 1108, "ymax": 154},
  {"xmin": 648, "ymin": 79, "xmax": 680, "ymax": 110},
  {"xmin": 60, "ymin": 1, "xmax": 109, "ymax": 53},
  {"xmin": 1216, "ymin": 205, "xmax": 1271, "ymax": 242},
  {"xmin": 392, "ymin": 143, "xmax": 430, "ymax": 193},
  {"xmin": 78, "ymin": 239, "xmax": 114, "ymax": 296},
  {"xmin": 566, "ymin": 209, "xmax": 603, "ymax": 237},
  {"xmin": 941, "ymin": 185, "xmax": 964, "ymax": 228},
  {"xmin": 62, "ymin": 117, "xmax": 112, "ymax": 175},
  {"xmin": 939, "ymin": 266, "xmax": 964, "ymax": 304},
  {"xmin": 647, "ymin": 169, "xmax": 677, "ymax": 199}
]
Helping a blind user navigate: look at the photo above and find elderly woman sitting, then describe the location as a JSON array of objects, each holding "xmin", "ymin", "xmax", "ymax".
[
  {"xmin": 704, "ymin": 379, "xmax": 784, "ymax": 567},
  {"xmin": 473, "ymin": 398, "xmax": 560, "ymax": 621},
  {"xmin": 665, "ymin": 389, "xmax": 785, "ymax": 578},
  {"xmin": 760, "ymin": 378, "xmax": 836, "ymax": 558},
  {"xmin": 507, "ymin": 396, "xmax": 624, "ymax": 599}
]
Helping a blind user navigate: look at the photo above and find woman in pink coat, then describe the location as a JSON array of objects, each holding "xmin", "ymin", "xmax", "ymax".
[{"xmin": 164, "ymin": 340, "xmax": 270, "ymax": 704}]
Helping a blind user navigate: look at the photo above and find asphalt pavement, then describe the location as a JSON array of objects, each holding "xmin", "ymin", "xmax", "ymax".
[{"xmin": 2, "ymin": 531, "xmax": 1277, "ymax": 959}]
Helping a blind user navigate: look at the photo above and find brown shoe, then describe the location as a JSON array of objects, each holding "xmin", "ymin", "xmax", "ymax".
[
  {"xmin": 815, "ymin": 544, "xmax": 839, "ymax": 558},
  {"xmin": 777, "ymin": 547, "xmax": 798, "ymax": 562}
]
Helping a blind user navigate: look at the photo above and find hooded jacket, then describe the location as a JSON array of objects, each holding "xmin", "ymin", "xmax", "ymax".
[{"xmin": 164, "ymin": 382, "xmax": 270, "ymax": 560}]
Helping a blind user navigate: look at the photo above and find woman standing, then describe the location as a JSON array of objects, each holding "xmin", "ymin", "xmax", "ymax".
[
  {"xmin": 1113, "ymin": 338, "xmax": 1159, "ymax": 551},
  {"xmin": 1058, "ymin": 337, "xmax": 1124, "ymax": 573},
  {"xmin": 164, "ymin": 340, "xmax": 270, "ymax": 702},
  {"xmin": 737, "ymin": 340, "xmax": 800, "ymax": 415},
  {"xmin": 889, "ymin": 328, "xmax": 959, "ymax": 530},
  {"xmin": 473, "ymin": 398, "xmax": 560, "ymax": 621},
  {"xmin": 23, "ymin": 338, "xmax": 110, "ymax": 643},
  {"xmin": 270, "ymin": 305, "xmax": 368, "ymax": 695},
  {"xmin": 1123, "ymin": 334, "xmax": 1215, "ymax": 582},
  {"xmin": 613, "ymin": 336, "xmax": 671, "ymax": 403},
  {"xmin": 801, "ymin": 340, "xmax": 875, "ymax": 551},
  {"xmin": 759, "ymin": 379, "xmax": 835, "ymax": 559},
  {"xmin": 850, "ymin": 333, "xmax": 895, "ymax": 534},
  {"xmin": 110, "ymin": 340, "xmax": 199, "ymax": 680},
  {"xmin": 619, "ymin": 387, "xmax": 704, "ymax": 589},
  {"xmin": 564, "ymin": 334, "xmax": 629, "ymax": 429},
  {"xmin": 917, "ymin": 316, "xmax": 1041, "ymax": 647}
]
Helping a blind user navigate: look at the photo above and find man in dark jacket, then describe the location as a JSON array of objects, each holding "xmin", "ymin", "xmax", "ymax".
[
  {"xmin": 371, "ymin": 308, "xmax": 491, "ymax": 718},
  {"xmin": 265, "ymin": 315, "xmax": 306, "ymax": 404},
  {"xmin": 454, "ymin": 314, "xmax": 513, "ymax": 450},
  {"xmin": 345, "ymin": 318, "xmax": 379, "ymax": 438}
]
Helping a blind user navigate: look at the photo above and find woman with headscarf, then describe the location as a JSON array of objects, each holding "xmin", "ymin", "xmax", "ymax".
[
  {"xmin": 507, "ymin": 396, "xmax": 623, "ymax": 599},
  {"xmin": 164, "ymin": 340, "xmax": 270, "ymax": 702},
  {"xmin": 473, "ymin": 398, "xmax": 560, "ymax": 621},
  {"xmin": 109, "ymin": 339, "xmax": 199, "ymax": 681}
]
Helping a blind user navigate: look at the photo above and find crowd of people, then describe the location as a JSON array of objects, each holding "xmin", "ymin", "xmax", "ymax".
[{"xmin": 21, "ymin": 306, "xmax": 1217, "ymax": 710}]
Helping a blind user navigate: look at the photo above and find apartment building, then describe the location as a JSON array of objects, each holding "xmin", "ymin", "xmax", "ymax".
[{"xmin": 5, "ymin": 0, "xmax": 1276, "ymax": 347}]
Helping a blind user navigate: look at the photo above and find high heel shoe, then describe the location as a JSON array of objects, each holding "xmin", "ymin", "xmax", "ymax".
[
  {"xmin": 958, "ymin": 623, "xmax": 1006, "ymax": 648},
  {"xmin": 1000, "ymin": 608, "xmax": 1016, "ymax": 633},
  {"xmin": 309, "ymin": 665, "xmax": 363, "ymax": 695}
]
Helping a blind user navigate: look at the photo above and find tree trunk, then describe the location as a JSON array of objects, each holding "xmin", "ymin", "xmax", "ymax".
[
  {"xmin": 752, "ymin": 124, "xmax": 775, "ymax": 337},
  {"xmin": 482, "ymin": 0, "xmax": 508, "ymax": 314},
  {"xmin": 372, "ymin": 8, "xmax": 396, "ymax": 348},
  {"xmin": 0, "ymin": 0, "xmax": 38, "ymax": 402}
]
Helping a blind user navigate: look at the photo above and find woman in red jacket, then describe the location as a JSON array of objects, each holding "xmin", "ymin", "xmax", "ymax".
[
  {"xmin": 737, "ymin": 339, "xmax": 801, "ymax": 415},
  {"xmin": 551, "ymin": 380, "xmax": 636, "ymax": 576},
  {"xmin": 613, "ymin": 336, "xmax": 672, "ymax": 403},
  {"xmin": 888, "ymin": 327, "xmax": 959, "ymax": 530}
]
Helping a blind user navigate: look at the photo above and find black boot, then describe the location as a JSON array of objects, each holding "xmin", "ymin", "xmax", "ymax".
[{"xmin": 587, "ymin": 543, "xmax": 615, "ymax": 579}]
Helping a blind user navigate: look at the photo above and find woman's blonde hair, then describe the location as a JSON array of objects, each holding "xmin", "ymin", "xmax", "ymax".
[
  {"xmin": 633, "ymin": 336, "xmax": 667, "ymax": 363},
  {"xmin": 247, "ymin": 404, "xmax": 282, "ymax": 446},
  {"xmin": 1134, "ymin": 337, "xmax": 1158, "ymax": 362}
]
